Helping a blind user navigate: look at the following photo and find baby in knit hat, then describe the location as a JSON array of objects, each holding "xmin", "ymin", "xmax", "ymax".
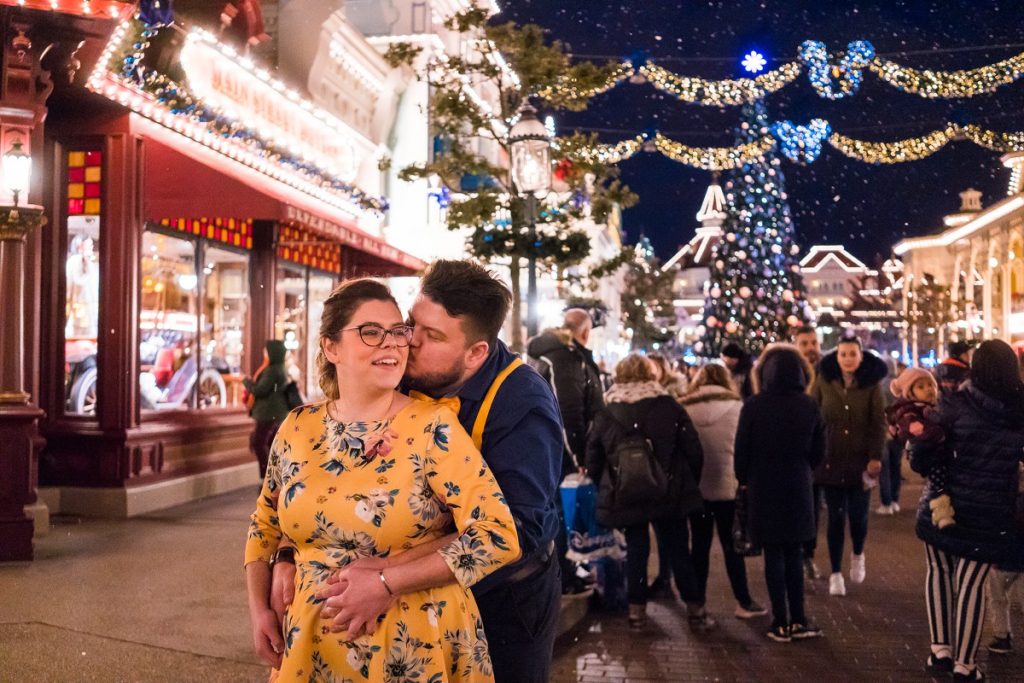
[{"xmin": 885, "ymin": 368, "xmax": 954, "ymax": 529}]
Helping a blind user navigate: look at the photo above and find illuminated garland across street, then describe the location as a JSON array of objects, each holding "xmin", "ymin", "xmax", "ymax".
[
  {"xmin": 573, "ymin": 123, "xmax": 1024, "ymax": 169},
  {"xmin": 653, "ymin": 132, "xmax": 776, "ymax": 170},
  {"xmin": 638, "ymin": 62, "xmax": 802, "ymax": 106},
  {"xmin": 870, "ymin": 50, "xmax": 1024, "ymax": 98},
  {"xmin": 543, "ymin": 44, "xmax": 1024, "ymax": 105}
]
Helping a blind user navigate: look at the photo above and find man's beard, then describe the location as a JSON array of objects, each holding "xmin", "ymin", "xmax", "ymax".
[{"xmin": 403, "ymin": 356, "xmax": 466, "ymax": 395}]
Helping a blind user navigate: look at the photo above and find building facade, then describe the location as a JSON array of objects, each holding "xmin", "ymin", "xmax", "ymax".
[
  {"xmin": 0, "ymin": 2, "xmax": 425, "ymax": 559},
  {"xmin": 895, "ymin": 160, "xmax": 1024, "ymax": 363}
]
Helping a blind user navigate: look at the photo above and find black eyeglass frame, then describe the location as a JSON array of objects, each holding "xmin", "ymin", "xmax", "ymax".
[{"xmin": 340, "ymin": 323, "xmax": 414, "ymax": 347}]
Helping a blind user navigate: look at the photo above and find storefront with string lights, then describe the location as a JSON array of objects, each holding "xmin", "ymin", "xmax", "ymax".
[{"xmin": 25, "ymin": 9, "xmax": 422, "ymax": 519}]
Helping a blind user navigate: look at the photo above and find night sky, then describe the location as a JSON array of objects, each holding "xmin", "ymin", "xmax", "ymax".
[{"xmin": 499, "ymin": 1, "xmax": 1024, "ymax": 265}]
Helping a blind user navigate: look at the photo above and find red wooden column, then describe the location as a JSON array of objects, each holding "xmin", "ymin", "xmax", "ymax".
[{"xmin": 0, "ymin": 13, "xmax": 52, "ymax": 562}]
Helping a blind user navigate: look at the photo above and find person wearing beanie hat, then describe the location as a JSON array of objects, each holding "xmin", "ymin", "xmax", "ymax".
[
  {"xmin": 720, "ymin": 341, "xmax": 754, "ymax": 400},
  {"xmin": 243, "ymin": 340, "xmax": 292, "ymax": 481},
  {"xmin": 884, "ymin": 367, "xmax": 952, "ymax": 526},
  {"xmin": 935, "ymin": 340, "xmax": 973, "ymax": 396}
]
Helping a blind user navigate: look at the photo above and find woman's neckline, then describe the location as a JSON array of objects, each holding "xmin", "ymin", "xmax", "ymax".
[{"xmin": 323, "ymin": 393, "xmax": 414, "ymax": 425}]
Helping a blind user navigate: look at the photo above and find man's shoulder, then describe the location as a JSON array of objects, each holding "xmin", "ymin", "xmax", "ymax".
[{"xmin": 492, "ymin": 363, "xmax": 561, "ymax": 416}]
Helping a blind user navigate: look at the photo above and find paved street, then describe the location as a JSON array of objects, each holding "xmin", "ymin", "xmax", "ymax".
[{"xmin": 2, "ymin": 477, "xmax": 1023, "ymax": 682}]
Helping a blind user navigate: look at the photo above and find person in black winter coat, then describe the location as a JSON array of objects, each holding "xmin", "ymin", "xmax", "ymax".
[
  {"xmin": 586, "ymin": 354, "xmax": 708, "ymax": 631},
  {"xmin": 527, "ymin": 309, "xmax": 605, "ymax": 474},
  {"xmin": 910, "ymin": 340, "xmax": 1024, "ymax": 681},
  {"xmin": 720, "ymin": 341, "xmax": 754, "ymax": 400},
  {"xmin": 735, "ymin": 343, "xmax": 826, "ymax": 642}
]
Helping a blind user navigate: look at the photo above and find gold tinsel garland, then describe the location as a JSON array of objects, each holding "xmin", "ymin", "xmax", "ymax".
[
  {"xmin": 537, "ymin": 62, "xmax": 635, "ymax": 101},
  {"xmin": 569, "ymin": 135, "xmax": 646, "ymax": 164},
  {"xmin": 827, "ymin": 123, "xmax": 1024, "ymax": 164},
  {"xmin": 638, "ymin": 62, "xmax": 802, "ymax": 106},
  {"xmin": 653, "ymin": 133, "xmax": 776, "ymax": 170},
  {"xmin": 869, "ymin": 50, "xmax": 1024, "ymax": 99}
]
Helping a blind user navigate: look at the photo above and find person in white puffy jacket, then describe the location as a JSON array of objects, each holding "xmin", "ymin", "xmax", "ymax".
[{"xmin": 682, "ymin": 363, "xmax": 767, "ymax": 620}]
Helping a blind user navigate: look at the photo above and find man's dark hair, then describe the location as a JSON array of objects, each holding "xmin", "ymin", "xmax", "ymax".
[
  {"xmin": 948, "ymin": 340, "xmax": 972, "ymax": 359},
  {"xmin": 420, "ymin": 259, "xmax": 512, "ymax": 346},
  {"xmin": 792, "ymin": 325, "xmax": 817, "ymax": 338}
]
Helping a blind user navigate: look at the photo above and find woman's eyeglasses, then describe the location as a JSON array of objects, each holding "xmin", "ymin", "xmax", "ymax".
[{"xmin": 341, "ymin": 323, "xmax": 414, "ymax": 347}]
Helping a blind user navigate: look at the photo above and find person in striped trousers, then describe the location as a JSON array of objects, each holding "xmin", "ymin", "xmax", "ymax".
[{"xmin": 910, "ymin": 340, "xmax": 1024, "ymax": 682}]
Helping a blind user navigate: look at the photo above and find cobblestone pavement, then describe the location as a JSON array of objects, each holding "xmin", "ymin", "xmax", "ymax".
[{"xmin": 551, "ymin": 479, "xmax": 1024, "ymax": 683}]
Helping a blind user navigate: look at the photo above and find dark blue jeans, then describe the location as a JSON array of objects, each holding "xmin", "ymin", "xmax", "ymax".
[
  {"xmin": 879, "ymin": 439, "xmax": 904, "ymax": 506},
  {"xmin": 624, "ymin": 517, "xmax": 701, "ymax": 606},
  {"xmin": 475, "ymin": 554, "xmax": 561, "ymax": 683},
  {"xmin": 823, "ymin": 485, "xmax": 871, "ymax": 574},
  {"xmin": 690, "ymin": 500, "xmax": 754, "ymax": 606}
]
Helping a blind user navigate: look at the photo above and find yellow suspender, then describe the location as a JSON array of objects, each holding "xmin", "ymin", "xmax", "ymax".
[{"xmin": 471, "ymin": 357, "xmax": 524, "ymax": 450}]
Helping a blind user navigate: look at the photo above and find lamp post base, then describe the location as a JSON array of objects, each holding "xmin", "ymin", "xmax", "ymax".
[{"xmin": 0, "ymin": 403, "xmax": 42, "ymax": 561}]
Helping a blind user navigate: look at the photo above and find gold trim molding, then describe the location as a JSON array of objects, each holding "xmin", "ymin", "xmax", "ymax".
[{"xmin": 0, "ymin": 205, "xmax": 47, "ymax": 241}]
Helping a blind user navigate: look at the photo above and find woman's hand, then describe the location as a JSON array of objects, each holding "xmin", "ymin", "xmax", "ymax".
[
  {"xmin": 866, "ymin": 459, "xmax": 882, "ymax": 477},
  {"xmin": 317, "ymin": 565, "xmax": 395, "ymax": 639},
  {"xmin": 250, "ymin": 606, "xmax": 284, "ymax": 668}
]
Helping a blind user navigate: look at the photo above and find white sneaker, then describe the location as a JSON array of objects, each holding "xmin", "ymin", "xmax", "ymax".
[
  {"xmin": 892, "ymin": 502, "xmax": 901, "ymax": 513},
  {"xmin": 874, "ymin": 504, "xmax": 893, "ymax": 515},
  {"xmin": 829, "ymin": 572, "xmax": 846, "ymax": 596},
  {"xmin": 850, "ymin": 553, "xmax": 866, "ymax": 584}
]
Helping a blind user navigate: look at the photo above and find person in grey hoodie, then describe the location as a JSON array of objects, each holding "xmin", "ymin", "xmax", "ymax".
[{"xmin": 682, "ymin": 363, "xmax": 766, "ymax": 620}]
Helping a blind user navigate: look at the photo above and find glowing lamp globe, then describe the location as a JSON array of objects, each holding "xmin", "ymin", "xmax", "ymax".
[
  {"xmin": 509, "ymin": 104, "xmax": 552, "ymax": 198},
  {"xmin": 3, "ymin": 139, "xmax": 32, "ymax": 206}
]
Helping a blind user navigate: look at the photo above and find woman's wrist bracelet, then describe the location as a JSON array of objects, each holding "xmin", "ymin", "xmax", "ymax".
[{"xmin": 379, "ymin": 569, "xmax": 395, "ymax": 596}]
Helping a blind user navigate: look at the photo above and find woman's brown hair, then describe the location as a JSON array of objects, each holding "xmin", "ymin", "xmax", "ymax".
[
  {"xmin": 315, "ymin": 278, "xmax": 398, "ymax": 400},
  {"xmin": 614, "ymin": 354, "xmax": 657, "ymax": 384},
  {"xmin": 689, "ymin": 363, "xmax": 735, "ymax": 394}
]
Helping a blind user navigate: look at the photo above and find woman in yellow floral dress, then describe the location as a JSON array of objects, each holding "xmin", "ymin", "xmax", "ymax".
[{"xmin": 244, "ymin": 279, "xmax": 520, "ymax": 682}]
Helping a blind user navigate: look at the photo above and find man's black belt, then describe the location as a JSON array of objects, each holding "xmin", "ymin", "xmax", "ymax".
[{"xmin": 503, "ymin": 540, "xmax": 556, "ymax": 584}]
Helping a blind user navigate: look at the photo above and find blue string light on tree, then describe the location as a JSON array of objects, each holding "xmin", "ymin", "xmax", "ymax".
[
  {"xmin": 772, "ymin": 119, "xmax": 831, "ymax": 164},
  {"xmin": 798, "ymin": 40, "xmax": 875, "ymax": 99}
]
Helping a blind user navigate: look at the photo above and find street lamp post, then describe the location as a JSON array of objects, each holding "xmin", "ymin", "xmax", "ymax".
[{"xmin": 509, "ymin": 103, "xmax": 551, "ymax": 339}]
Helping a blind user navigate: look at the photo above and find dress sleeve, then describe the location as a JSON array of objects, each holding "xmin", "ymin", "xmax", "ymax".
[
  {"xmin": 243, "ymin": 413, "xmax": 291, "ymax": 565},
  {"xmin": 424, "ymin": 406, "xmax": 522, "ymax": 589}
]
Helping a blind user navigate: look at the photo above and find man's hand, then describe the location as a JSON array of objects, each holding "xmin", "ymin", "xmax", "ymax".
[
  {"xmin": 318, "ymin": 564, "xmax": 395, "ymax": 640},
  {"xmin": 250, "ymin": 607, "xmax": 284, "ymax": 668},
  {"xmin": 866, "ymin": 459, "xmax": 882, "ymax": 477},
  {"xmin": 270, "ymin": 561, "xmax": 296, "ymax": 623}
]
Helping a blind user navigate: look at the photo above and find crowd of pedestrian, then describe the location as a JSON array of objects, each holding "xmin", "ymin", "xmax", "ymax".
[{"xmin": 241, "ymin": 265, "xmax": 1024, "ymax": 683}]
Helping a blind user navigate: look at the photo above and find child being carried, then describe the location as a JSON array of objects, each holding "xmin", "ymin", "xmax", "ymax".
[{"xmin": 885, "ymin": 368, "xmax": 954, "ymax": 529}]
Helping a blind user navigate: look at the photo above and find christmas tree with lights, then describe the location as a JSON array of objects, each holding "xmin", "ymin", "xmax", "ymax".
[{"xmin": 698, "ymin": 99, "xmax": 812, "ymax": 356}]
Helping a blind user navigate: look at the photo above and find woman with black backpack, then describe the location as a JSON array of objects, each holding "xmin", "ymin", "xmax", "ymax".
[{"xmin": 586, "ymin": 354, "xmax": 708, "ymax": 631}]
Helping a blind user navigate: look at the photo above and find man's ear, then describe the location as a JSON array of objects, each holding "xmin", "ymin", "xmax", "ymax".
[{"xmin": 464, "ymin": 340, "xmax": 491, "ymax": 372}]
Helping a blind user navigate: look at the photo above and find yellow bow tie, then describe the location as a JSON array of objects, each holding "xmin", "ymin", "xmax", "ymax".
[{"xmin": 408, "ymin": 390, "xmax": 461, "ymax": 415}]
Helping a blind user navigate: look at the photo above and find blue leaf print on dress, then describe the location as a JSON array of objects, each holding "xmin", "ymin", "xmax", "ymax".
[
  {"xmin": 444, "ymin": 482, "xmax": 461, "ymax": 497},
  {"xmin": 283, "ymin": 479, "xmax": 306, "ymax": 508},
  {"xmin": 424, "ymin": 419, "xmax": 449, "ymax": 452}
]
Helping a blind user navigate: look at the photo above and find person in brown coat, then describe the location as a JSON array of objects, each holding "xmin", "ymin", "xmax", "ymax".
[{"xmin": 810, "ymin": 336, "xmax": 887, "ymax": 598}]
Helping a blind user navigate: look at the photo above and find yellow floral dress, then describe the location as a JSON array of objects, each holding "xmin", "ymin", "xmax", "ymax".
[{"xmin": 245, "ymin": 398, "xmax": 520, "ymax": 683}]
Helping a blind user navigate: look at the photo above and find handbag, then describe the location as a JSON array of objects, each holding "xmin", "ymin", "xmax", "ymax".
[
  {"xmin": 560, "ymin": 474, "xmax": 626, "ymax": 563},
  {"xmin": 732, "ymin": 485, "xmax": 762, "ymax": 557}
]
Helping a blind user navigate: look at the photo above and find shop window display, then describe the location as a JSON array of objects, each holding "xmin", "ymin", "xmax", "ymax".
[
  {"xmin": 202, "ymin": 246, "xmax": 249, "ymax": 408},
  {"xmin": 63, "ymin": 149, "xmax": 103, "ymax": 416},
  {"xmin": 274, "ymin": 263, "xmax": 308, "ymax": 398},
  {"xmin": 273, "ymin": 264, "xmax": 334, "ymax": 402},
  {"xmin": 138, "ymin": 230, "xmax": 248, "ymax": 412}
]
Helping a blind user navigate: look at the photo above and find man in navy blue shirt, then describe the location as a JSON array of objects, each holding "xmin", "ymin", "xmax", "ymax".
[{"xmin": 271, "ymin": 260, "xmax": 564, "ymax": 682}]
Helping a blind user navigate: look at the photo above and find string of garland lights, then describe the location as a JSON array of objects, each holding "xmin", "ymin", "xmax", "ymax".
[
  {"xmin": 545, "ymin": 41, "xmax": 1024, "ymax": 106},
  {"xmin": 653, "ymin": 132, "xmax": 776, "ymax": 170},
  {"xmin": 637, "ymin": 61, "xmax": 802, "ymax": 106},
  {"xmin": 568, "ymin": 122, "xmax": 1024, "ymax": 169},
  {"xmin": 93, "ymin": 20, "xmax": 388, "ymax": 214},
  {"xmin": 870, "ymin": 49, "xmax": 1024, "ymax": 98},
  {"xmin": 538, "ymin": 61, "xmax": 635, "ymax": 102}
]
